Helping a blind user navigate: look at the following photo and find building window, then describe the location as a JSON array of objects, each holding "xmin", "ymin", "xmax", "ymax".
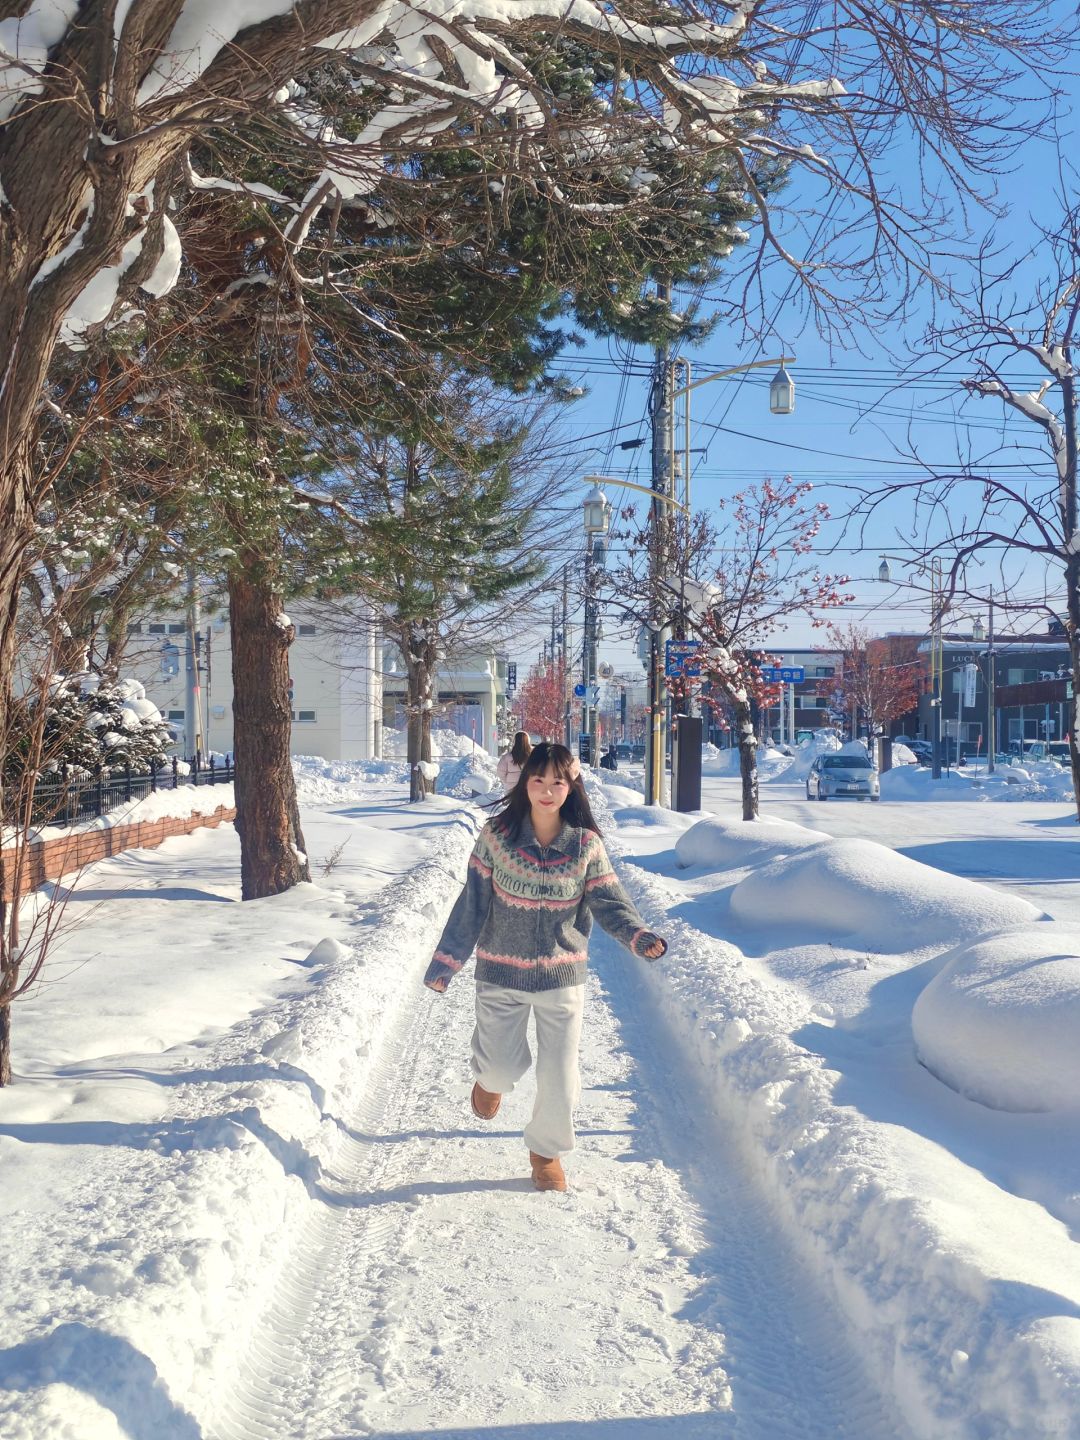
[
  {"xmin": 814, "ymin": 665, "xmax": 835, "ymax": 678},
  {"xmin": 127, "ymin": 622, "xmax": 143, "ymax": 635},
  {"xmin": 294, "ymin": 710, "xmax": 317, "ymax": 723},
  {"xmin": 168, "ymin": 622, "xmax": 185, "ymax": 634},
  {"xmin": 1006, "ymin": 667, "xmax": 1039, "ymax": 686},
  {"xmin": 297, "ymin": 624, "xmax": 316, "ymax": 637},
  {"xmin": 168, "ymin": 709, "xmax": 185, "ymax": 721},
  {"xmin": 148, "ymin": 623, "xmax": 166, "ymax": 635}
]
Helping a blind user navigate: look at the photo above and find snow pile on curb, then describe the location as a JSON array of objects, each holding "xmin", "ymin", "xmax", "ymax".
[
  {"xmin": 730, "ymin": 836, "xmax": 1042, "ymax": 949},
  {"xmin": 675, "ymin": 813, "xmax": 828, "ymax": 869},
  {"xmin": 599, "ymin": 798, "xmax": 1080, "ymax": 1439},
  {"xmin": 881, "ymin": 761, "xmax": 1077, "ymax": 804},
  {"xmin": 913, "ymin": 924, "xmax": 1080, "ymax": 1112}
]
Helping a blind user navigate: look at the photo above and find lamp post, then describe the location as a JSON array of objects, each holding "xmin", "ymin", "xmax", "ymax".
[
  {"xmin": 878, "ymin": 554, "xmax": 945, "ymax": 778},
  {"xmin": 582, "ymin": 485, "xmax": 611, "ymax": 766}
]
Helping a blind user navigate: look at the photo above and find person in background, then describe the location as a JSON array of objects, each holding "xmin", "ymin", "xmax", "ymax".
[
  {"xmin": 599, "ymin": 744, "xmax": 618, "ymax": 772},
  {"xmin": 423, "ymin": 741, "xmax": 667, "ymax": 1193},
  {"xmin": 496, "ymin": 730, "xmax": 532, "ymax": 792}
]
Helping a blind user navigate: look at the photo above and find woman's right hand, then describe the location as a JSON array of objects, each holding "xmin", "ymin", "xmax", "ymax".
[{"xmin": 425, "ymin": 975, "xmax": 449, "ymax": 994}]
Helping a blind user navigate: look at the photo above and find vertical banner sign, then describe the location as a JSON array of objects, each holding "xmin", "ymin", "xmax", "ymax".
[
  {"xmin": 963, "ymin": 663, "xmax": 978, "ymax": 709},
  {"xmin": 506, "ymin": 662, "xmax": 517, "ymax": 693}
]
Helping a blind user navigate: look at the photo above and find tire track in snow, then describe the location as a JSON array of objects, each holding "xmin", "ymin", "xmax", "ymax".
[{"xmin": 207, "ymin": 904, "xmax": 911, "ymax": 1440}]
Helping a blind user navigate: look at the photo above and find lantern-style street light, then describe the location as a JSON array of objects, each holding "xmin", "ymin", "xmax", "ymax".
[{"xmin": 769, "ymin": 363, "xmax": 796, "ymax": 415}]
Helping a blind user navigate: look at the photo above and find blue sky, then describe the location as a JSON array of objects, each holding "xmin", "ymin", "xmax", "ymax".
[{"xmin": 520, "ymin": 14, "xmax": 1080, "ymax": 679}]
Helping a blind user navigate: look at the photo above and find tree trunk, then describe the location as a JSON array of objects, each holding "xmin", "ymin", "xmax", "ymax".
[
  {"xmin": 0, "ymin": 1004, "xmax": 10, "ymax": 1087},
  {"xmin": 1068, "ymin": 621, "xmax": 1080, "ymax": 824},
  {"xmin": 406, "ymin": 633, "xmax": 438, "ymax": 802},
  {"xmin": 735, "ymin": 698, "xmax": 759, "ymax": 820},
  {"xmin": 228, "ymin": 567, "xmax": 311, "ymax": 899}
]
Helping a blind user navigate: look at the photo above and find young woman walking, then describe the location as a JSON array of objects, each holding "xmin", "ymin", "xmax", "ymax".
[
  {"xmin": 495, "ymin": 730, "xmax": 532, "ymax": 793},
  {"xmin": 423, "ymin": 741, "xmax": 667, "ymax": 1192}
]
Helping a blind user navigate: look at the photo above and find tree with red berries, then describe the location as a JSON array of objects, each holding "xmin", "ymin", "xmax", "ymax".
[
  {"xmin": 668, "ymin": 480, "xmax": 852, "ymax": 823},
  {"xmin": 828, "ymin": 624, "xmax": 923, "ymax": 739},
  {"xmin": 516, "ymin": 658, "xmax": 568, "ymax": 743}
]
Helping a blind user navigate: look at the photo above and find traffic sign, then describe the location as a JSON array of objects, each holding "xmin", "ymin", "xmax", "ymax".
[
  {"xmin": 573, "ymin": 682, "xmax": 586, "ymax": 698},
  {"xmin": 665, "ymin": 638, "xmax": 702, "ymax": 678},
  {"xmin": 588, "ymin": 685, "xmax": 601, "ymax": 705},
  {"xmin": 506, "ymin": 662, "xmax": 517, "ymax": 692},
  {"xmin": 760, "ymin": 665, "xmax": 805, "ymax": 683}
]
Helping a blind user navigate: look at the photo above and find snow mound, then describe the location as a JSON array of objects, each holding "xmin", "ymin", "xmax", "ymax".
[
  {"xmin": 879, "ymin": 766, "xmax": 982, "ymax": 802},
  {"xmin": 612, "ymin": 804, "xmax": 699, "ymax": 829},
  {"xmin": 702, "ymin": 744, "xmax": 793, "ymax": 781},
  {"xmin": 913, "ymin": 924, "xmax": 1080, "ymax": 1112},
  {"xmin": 729, "ymin": 837, "xmax": 1042, "ymax": 950},
  {"xmin": 881, "ymin": 761, "xmax": 1077, "ymax": 804},
  {"xmin": 771, "ymin": 731, "xmax": 843, "ymax": 782},
  {"xmin": 598, "ymin": 781, "xmax": 645, "ymax": 806},
  {"xmin": 435, "ymin": 747, "xmax": 499, "ymax": 801},
  {"xmin": 675, "ymin": 814, "xmax": 828, "ymax": 870}
]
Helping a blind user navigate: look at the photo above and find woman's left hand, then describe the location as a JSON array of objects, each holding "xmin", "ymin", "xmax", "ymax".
[{"xmin": 641, "ymin": 937, "xmax": 667, "ymax": 959}]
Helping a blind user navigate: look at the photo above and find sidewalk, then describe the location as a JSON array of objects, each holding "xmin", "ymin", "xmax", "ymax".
[{"xmin": 1, "ymin": 764, "xmax": 1078, "ymax": 1438}]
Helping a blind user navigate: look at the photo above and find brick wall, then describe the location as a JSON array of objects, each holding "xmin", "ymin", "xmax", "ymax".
[{"xmin": 1, "ymin": 805, "xmax": 236, "ymax": 901}]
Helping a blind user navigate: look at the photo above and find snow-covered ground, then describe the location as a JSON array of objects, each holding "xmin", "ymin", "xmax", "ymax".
[{"xmin": 1, "ymin": 755, "xmax": 1078, "ymax": 1438}]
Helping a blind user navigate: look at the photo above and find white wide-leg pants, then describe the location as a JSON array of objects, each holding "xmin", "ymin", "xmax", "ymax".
[{"xmin": 471, "ymin": 981, "xmax": 585, "ymax": 1158}]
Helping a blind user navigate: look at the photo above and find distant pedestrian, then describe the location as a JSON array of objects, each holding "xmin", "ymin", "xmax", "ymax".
[
  {"xmin": 599, "ymin": 744, "xmax": 618, "ymax": 772},
  {"xmin": 496, "ymin": 730, "xmax": 532, "ymax": 793},
  {"xmin": 424, "ymin": 741, "xmax": 667, "ymax": 1192}
]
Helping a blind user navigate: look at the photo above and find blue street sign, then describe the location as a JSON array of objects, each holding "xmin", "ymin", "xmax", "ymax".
[
  {"xmin": 573, "ymin": 682, "xmax": 587, "ymax": 697},
  {"xmin": 760, "ymin": 665, "xmax": 805, "ymax": 684},
  {"xmin": 665, "ymin": 638, "xmax": 702, "ymax": 678}
]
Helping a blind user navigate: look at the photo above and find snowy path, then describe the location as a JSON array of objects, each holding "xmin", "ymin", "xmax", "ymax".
[{"xmin": 206, "ymin": 919, "xmax": 910, "ymax": 1439}]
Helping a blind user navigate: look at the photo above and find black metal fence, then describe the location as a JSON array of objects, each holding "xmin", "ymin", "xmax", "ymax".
[{"xmin": 18, "ymin": 754, "xmax": 235, "ymax": 829}]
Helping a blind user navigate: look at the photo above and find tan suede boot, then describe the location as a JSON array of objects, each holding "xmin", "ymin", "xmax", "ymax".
[
  {"xmin": 470, "ymin": 1082, "xmax": 501, "ymax": 1119},
  {"xmin": 529, "ymin": 1151, "xmax": 567, "ymax": 1192}
]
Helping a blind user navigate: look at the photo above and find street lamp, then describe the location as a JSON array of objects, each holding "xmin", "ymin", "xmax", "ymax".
[
  {"xmin": 769, "ymin": 363, "xmax": 796, "ymax": 415},
  {"xmin": 583, "ymin": 484, "xmax": 611, "ymax": 536}
]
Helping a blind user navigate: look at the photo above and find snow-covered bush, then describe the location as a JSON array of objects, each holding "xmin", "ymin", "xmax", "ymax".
[{"xmin": 7, "ymin": 675, "xmax": 174, "ymax": 780}]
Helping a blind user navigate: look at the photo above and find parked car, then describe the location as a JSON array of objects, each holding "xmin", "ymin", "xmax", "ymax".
[
  {"xmin": 806, "ymin": 753, "xmax": 881, "ymax": 801},
  {"xmin": 1014, "ymin": 739, "xmax": 1071, "ymax": 764}
]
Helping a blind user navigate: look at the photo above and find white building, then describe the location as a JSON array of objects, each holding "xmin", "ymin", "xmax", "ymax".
[
  {"xmin": 382, "ymin": 649, "xmax": 509, "ymax": 757},
  {"xmin": 131, "ymin": 603, "xmax": 382, "ymax": 761}
]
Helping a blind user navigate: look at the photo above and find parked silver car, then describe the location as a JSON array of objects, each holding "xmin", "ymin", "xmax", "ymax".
[{"xmin": 806, "ymin": 753, "xmax": 881, "ymax": 801}]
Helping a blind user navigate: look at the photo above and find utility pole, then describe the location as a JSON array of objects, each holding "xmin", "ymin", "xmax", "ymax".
[
  {"xmin": 987, "ymin": 589, "xmax": 996, "ymax": 774},
  {"xmin": 562, "ymin": 566, "xmax": 571, "ymax": 747},
  {"xmin": 931, "ymin": 558, "xmax": 943, "ymax": 780},
  {"xmin": 646, "ymin": 278, "xmax": 672, "ymax": 806}
]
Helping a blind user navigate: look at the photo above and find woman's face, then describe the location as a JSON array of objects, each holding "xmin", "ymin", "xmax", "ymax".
[{"xmin": 526, "ymin": 765, "xmax": 570, "ymax": 814}]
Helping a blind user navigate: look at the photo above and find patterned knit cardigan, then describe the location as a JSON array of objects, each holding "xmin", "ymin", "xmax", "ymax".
[{"xmin": 423, "ymin": 815, "xmax": 666, "ymax": 993}]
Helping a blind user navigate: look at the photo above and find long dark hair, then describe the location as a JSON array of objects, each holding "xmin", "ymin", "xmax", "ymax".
[
  {"xmin": 510, "ymin": 730, "xmax": 533, "ymax": 765},
  {"xmin": 490, "ymin": 741, "xmax": 602, "ymax": 841}
]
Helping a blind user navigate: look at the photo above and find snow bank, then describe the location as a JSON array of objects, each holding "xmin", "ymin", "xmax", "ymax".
[
  {"xmin": 913, "ymin": 924, "xmax": 1080, "ymax": 1112},
  {"xmin": 599, "ymin": 802, "xmax": 1080, "ymax": 1439},
  {"xmin": 675, "ymin": 813, "xmax": 828, "ymax": 870},
  {"xmin": 701, "ymin": 743, "xmax": 792, "ymax": 781},
  {"xmin": 0, "ymin": 795, "xmax": 480, "ymax": 1440},
  {"xmin": 729, "ymin": 836, "xmax": 1042, "ymax": 950},
  {"xmin": 881, "ymin": 761, "xmax": 1077, "ymax": 804},
  {"xmin": 5, "ymin": 782, "xmax": 234, "ymax": 847},
  {"xmin": 292, "ymin": 748, "xmax": 499, "ymax": 804}
]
